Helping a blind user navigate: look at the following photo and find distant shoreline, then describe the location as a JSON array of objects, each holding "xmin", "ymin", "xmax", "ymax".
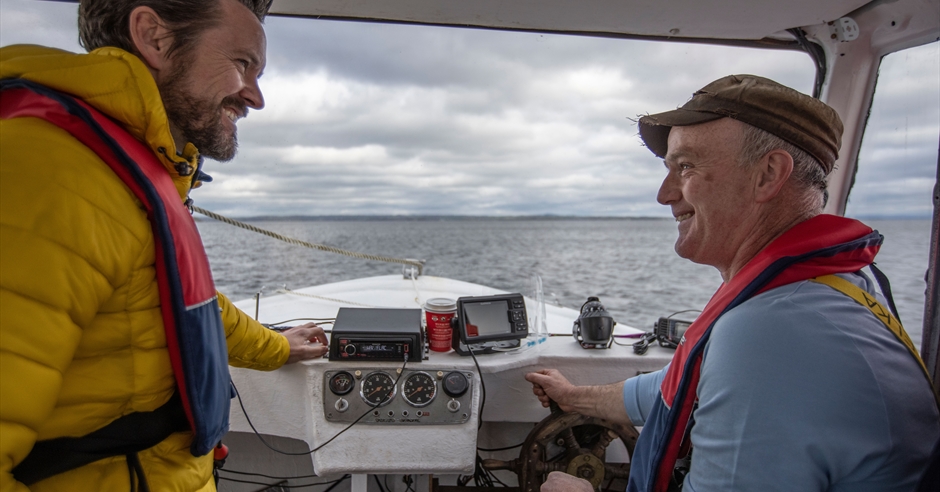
[{"xmin": 193, "ymin": 215, "xmax": 932, "ymax": 222}]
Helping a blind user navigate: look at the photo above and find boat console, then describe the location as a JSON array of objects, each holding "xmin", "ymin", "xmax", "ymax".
[{"xmin": 226, "ymin": 275, "xmax": 673, "ymax": 487}]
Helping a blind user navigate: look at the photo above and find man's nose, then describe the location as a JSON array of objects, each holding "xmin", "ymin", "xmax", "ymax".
[
  {"xmin": 242, "ymin": 78, "xmax": 264, "ymax": 110},
  {"xmin": 657, "ymin": 172, "xmax": 679, "ymax": 205}
]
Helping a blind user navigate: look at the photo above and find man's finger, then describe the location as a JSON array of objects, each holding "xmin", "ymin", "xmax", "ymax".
[
  {"xmin": 525, "ymin": 371, "xmax": 548, "ymax": 384},
  {"xmin": 297, "ymin": 343, "xmax": 329, "ymax": 359},
  {"xmin": 306, "ymin": 325, "xmax": 328, "ymax": 346}
]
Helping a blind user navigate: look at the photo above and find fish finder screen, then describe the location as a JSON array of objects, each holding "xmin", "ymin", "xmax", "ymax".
[{"xmin": 463, "ymin": 301, "xmax": 511, "ymax": 338}]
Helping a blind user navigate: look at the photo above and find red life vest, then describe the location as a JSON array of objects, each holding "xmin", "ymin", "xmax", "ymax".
[{"xmin": 0, "ymin": 79, "xmax": 231, "ymax": 458}]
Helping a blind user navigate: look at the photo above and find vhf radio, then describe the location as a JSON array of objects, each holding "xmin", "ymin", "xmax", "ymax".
[{"xmin": 328, "ymin": 308, "xmax": 424, "ymax": 362}]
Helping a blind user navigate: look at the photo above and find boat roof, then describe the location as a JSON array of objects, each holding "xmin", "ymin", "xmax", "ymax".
[{"xmin": 270, "ymin": 0, "xmax": 870, "ymax": 43}]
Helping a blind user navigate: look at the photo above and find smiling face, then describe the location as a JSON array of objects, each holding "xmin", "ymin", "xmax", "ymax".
[
  {"xmin": 158, "ymin": 0, "xmax": 266, "ymax": 161},
  {"xmin": 656, "ymin": 118, "xmax": 761, "ymax": 278}
]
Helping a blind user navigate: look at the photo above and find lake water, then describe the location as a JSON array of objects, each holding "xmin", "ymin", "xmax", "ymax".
[{"xmin": 197, "ymin": 217, "xmax": 933, "ymax": 348}]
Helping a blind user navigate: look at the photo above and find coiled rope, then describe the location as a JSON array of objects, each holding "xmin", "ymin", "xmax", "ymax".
[{"xmin": 191, "ymin": 205, "xmax": 424, "ymax": 275}]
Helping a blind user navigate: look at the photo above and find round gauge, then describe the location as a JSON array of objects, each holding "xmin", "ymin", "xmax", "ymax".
[
  {"xmin": 402, "ymin": 372, "xmax": 437, "ymax": 407},
  {"xmin": 360, "ymin": 371, "xmax": 397, "ymax": 407},
  {"xmin": 328, "ymin": 371, "xmax": 355, "ymax": 396},
  {"xmin": 442, "ymin": 371, "xmax": 469, "ymax": 397}
]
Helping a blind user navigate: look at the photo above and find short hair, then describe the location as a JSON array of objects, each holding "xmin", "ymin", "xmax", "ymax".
[
  {"xmin": 79, "ymin": 0, "xmax": 272, "ymax": 59},
  {"xmin": 738, "ymin": 122, "xmax": 829, "ymax": 194}
]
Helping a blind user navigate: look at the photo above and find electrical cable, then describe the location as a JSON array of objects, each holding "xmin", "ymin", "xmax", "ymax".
[
  {"xmin": 232, "ymin": 355, "xmax": 408, "ymax": 457},
  {"xmin": 266, "ymin": 318, "xmax": 336, "ymax": 325},
  {"xmin": 403, "ymin": 474, "xmax": 416, "ymax": 492},
  {"xmin": 612, "ymin": 337, "xmax": 637, "ymax": 347},
  {"xmin": 374, "ymin": 474, "xmax": 387, "ymax": 492},
  {"xmin": 477, "ymin": 442, "xmax": 524, "ymax": 452},
  {"xmin": 467, "ymin": 347, "xmax": 485, "ymax": 431},
  {"xmin": 265, "ymin": 320, "xmax": 335, "ymax": 334},
  {"xmin": 217, "ymin": 473, "xmax": 349, "ymax": 490},
  {"xmin": 464, "ymin": 349, "xmax": 514, "ymax": 487},
  {"xmin": 219, "ymin": 469, "xmax": 319, "ymax": 480},
  {"xmin": 666, "ymin": 309, "xmax": 701, "ymax": 319}
]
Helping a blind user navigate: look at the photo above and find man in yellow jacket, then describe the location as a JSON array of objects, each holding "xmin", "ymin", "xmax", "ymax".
[{"xmin": 0, "ymin": 0, "xmax": 329, "ymax": 490}]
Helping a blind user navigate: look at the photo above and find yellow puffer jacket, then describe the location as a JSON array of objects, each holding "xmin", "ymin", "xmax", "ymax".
[{"xmin": 0, "ymin": 45, "xmax": 290, "ymax": 491}]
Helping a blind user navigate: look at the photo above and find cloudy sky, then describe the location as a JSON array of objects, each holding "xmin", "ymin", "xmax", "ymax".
[{"xmin": 1, "ymin": 0, "xmax": 937, "ymax": 218}]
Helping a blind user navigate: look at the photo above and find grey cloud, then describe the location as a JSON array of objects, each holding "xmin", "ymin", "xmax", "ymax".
[{"xmin": 1, "ymin": 0, "xmax": 936, "ymax": 218}]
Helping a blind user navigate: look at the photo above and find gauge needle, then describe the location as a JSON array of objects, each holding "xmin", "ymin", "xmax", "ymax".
[
  {"xmin": 369, "ymin": 387, "xmax": 385, "ymax": 397},
  {"xmin": 409, "ymin": 386, "xmax": 423, "ymax": 396}
]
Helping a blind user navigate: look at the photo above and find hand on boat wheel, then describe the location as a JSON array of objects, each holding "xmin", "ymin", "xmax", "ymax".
[
  {"xmin": 541, "ymin": 471, "xmax": 594, "ymax": 492},
  {"xmin": 282, "ymin": 322, "xmax": 329, "ymax": 363},
  {"xmin": 525, "ymin": 369, "xmax": 579, "ymax": 412},
  {"xmin": 482, "ymin": 405, "xmax": 638, "ymax": 492}
]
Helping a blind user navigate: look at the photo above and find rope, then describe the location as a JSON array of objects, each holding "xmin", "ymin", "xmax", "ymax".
[{"xmin": 191, "ymin": 206, "xmax": 424, "ymax": 275}]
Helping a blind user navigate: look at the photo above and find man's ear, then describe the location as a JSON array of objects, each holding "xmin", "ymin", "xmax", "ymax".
[
  {"xmin": 128, "ymin": 6, "xmax": 173, "ymax": 73},
  {"xmin": 754, "ymin": 149, "xmax": 794, "ymax": 203}
]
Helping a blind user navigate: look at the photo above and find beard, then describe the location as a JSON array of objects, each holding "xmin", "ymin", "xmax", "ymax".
[{"xmin": 158, "ymin": 62, "xmax": 247, "ymax": 162}]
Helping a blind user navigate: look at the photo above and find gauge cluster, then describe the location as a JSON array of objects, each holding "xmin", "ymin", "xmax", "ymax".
[{"xmin": 323, "ymin": 368, "xmax": 474, "ymax": 425}]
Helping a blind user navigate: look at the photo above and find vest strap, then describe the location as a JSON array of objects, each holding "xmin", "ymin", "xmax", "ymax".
[
  {"xmin": 810, "ymin": 274, "xmax": 939, "ymax": 407},
  {"xmin": 11, "ymin": 394, "xmax": 189, "ymax": 485}
]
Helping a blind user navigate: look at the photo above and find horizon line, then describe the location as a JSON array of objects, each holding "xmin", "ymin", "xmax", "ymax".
[{"xmin": 193, "ymin": 213, "xmax": 933, "ymax": 221}]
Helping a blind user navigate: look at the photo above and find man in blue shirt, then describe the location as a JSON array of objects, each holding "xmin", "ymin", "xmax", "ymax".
[{"xmin": 526, "ymin": 75, "xmax": 939, "ymax": 492}]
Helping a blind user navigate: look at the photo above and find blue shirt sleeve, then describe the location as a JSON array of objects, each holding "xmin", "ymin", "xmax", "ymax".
[{"xmin": 622, "ymin": 365, "xmax": 667, "ymax": 426}]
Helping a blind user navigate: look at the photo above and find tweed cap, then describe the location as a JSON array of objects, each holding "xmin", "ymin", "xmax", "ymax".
[{"xmin": 638, "ymin": 74, "xmax": 843, "ymax": 174}]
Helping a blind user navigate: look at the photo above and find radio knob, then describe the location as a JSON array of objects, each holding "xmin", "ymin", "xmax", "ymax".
[{"xmin": 344, "ymin": 344, "xmax": 357, "ymax": 355}]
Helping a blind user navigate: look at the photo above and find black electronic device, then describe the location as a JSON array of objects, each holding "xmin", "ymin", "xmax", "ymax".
[
  {"xmin": 450, "ymin": 293, "xmax": 528, "ymax": 355},
  {"xmin": 572, "ymin": 296, "xmax": 616, "ymax": 349},
  {"xmin": 329, "ymin": 308, "xmax": 424, "ymax": 362},
  {"xmin": 633, "ymin": 317, "xmax": 694, "ymax": 355},
  {"xmin": 653, "ymin": 317, "xmax": 693, "ymax": 348}
]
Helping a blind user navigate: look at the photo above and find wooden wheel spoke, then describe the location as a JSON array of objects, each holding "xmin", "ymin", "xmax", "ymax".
[
  {"xmin": 536, "ymin": 460, "xmax": 567, "ymax": 474},
  {"xmin": 559, "ymin": 427, "xmax": 581, "ymax": 452},
  {"xmin": 590, "ymin": 429, "xmax": 616, "ymax": 458}
]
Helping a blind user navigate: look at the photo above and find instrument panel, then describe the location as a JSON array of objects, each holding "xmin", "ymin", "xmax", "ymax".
[{"xmin": 323, "ymin": 368, "xmax": 474, "ymax": 425}]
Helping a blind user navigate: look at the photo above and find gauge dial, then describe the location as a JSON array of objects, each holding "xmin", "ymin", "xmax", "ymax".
[
  {"xmin": 360, "ymin": 371, "xmax": 396, "ymax": 407},
  {"xmin": 442, "ymin": 371, "xmax": 469, "ymax": 397},
  {"xmin": 328, "ymin": 371, "xmax": 355, "ymax": 395},
  {"xmin": 402, "ymin": 372, "xmax": 437, "ymax": 407}
]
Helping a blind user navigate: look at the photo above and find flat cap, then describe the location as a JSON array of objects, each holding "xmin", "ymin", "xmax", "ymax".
[{"xmin": 638, "ymin": 74, "xmax": 843, "ymax": 174}]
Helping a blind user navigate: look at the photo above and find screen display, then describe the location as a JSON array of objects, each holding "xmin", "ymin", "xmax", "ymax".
[
  {"xmin": 360, "ymin": 343, "xmax": 402, "ymax": 355},
  {"xmin": 463, "ymin": 301, "xmax": 512, "ymax": 338}
]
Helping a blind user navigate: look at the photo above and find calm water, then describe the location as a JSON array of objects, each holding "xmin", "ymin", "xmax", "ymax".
[{"xmin": 197, "ymin": 218, "xmax": 933, "ymax": 347}]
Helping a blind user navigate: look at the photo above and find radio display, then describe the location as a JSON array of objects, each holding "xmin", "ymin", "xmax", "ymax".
[{"xmin": 360, "ymin": 343, "xmax": 402, "ymax": 355}]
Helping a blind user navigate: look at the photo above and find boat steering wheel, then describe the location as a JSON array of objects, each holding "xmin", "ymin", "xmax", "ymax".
[{"xmin": 481, "ymin": 402, "xmax": 639, "ymax": 491}]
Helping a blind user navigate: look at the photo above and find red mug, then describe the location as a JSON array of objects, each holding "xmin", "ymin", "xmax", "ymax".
[{"xmin": 424, "ymin": 298, "xmax": 457, "ymax": 352}]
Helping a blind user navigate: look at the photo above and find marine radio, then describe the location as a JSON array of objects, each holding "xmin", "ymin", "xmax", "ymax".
[
  {"xmin": 450, "ymin": 293, "xmax": 529, "ymax": 355},
  {"xmin": 328, "ymin": 308, "xmax": 424, "ymax": 362},
  {"xmin": 653, "ymin": 316, "xmax": 693, "ymax": 348},
  {"xmin": 633, "ymin": 316, "xmax": 695, "ymax": 355}
]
